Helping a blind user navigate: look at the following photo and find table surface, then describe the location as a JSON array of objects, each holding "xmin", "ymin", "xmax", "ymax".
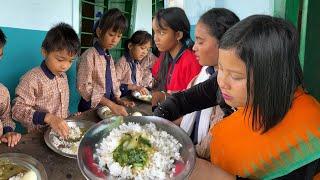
[
  {"xmin": 0, "ymin": 98, "xmax": 153, "ymax": 180},
  {"xmin": 0, "ymin": 98, "xmax": 211, "ymax": 180}
]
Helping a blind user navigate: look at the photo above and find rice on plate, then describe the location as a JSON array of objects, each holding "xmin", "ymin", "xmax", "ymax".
[
  {"xmin": 95, "ymin": 122, "xmax": 182, "ymax": 179},
  {"xmin": 51, "ymin": 124, "xmax": 83, "ymax": 155}
]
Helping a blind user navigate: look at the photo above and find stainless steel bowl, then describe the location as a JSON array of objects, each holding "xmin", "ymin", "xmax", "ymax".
[
  {"xmin": 0, "ymin": 153, "xmax": 47, "ymax": 180},
  {"xmin": 44, "ymin": 119, "xmax": 95, "ymax": 159},
  {"xmin": 77, "ymin": 116, "xmax": 196, "ymax": 180}
]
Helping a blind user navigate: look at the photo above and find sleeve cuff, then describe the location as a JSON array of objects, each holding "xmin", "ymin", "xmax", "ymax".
[
  {"xmin": 32, "ymin": 111, "xmax": 47, "ymax": 125},
  {"xmin": 120, "ymin": 84, "xmax": 129, "ymax": 96},
  {"xmin": 3, "ymin": 126, "xmax": 13, "ymax": 134}
]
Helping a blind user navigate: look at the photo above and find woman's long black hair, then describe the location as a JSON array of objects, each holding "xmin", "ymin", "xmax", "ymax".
[{"xmin": 219, "ymin": 15, "xmax": 303, "ymax": 133}]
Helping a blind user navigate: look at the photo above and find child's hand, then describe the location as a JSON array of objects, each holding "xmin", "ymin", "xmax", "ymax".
[
  {"xmin": 151, "ymin": 91, "xmax": 166, "ymax": 106},
  {"xmin": 109, "ymin": 104, "xmax": 128, "ymax": 116},
  {"xmin": 0, "ymin": 132, "xmax": 21, "ymax": 147},
  {"xmin": 45, "ymin": 114, "xmax": 69, "ymax": 139},
  {"xmin": 70, "ymin": 112, "xmax": 82, "ymax": 117},
  {"xmin": 136, "ymin": 87, "xmax": 149, "ymax": 96},
  {"xmin": 115, "ymin": 97, "xmax": 135, "ymax": 108}
]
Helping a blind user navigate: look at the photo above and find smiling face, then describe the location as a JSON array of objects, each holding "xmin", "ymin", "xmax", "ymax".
[
  {"xmin": 217, "ymin": 49, "xmax": 248, "ymax": 108},
  {"xmin": 42, "ymin": 49, "xmax": 76, "ymax": 75},
  {"xmin": 193, "ymin": 21, "xmax": 219, "ymax": 66}
]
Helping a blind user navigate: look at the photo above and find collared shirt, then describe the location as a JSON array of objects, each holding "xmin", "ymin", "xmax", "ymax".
[
  {"xmin": 77, "ymin": 43, "xmax": 120, "ymax": 108},
  {"xmin": 116, "ymin": 52, "xmax": 156, "ymax": 95},
  {"xmin": 152, "ymin": 49, "xmax": 201, "ymax": 92},
  {"xmin": 12, "ymin": 61, "xmax": 69, "ymax": 132},
  {"xmin": 0, "ymin": 83, "xmax": 16, "ymax": 135}
]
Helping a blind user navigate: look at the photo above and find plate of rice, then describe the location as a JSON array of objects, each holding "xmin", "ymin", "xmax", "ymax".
[
  {"xmin": 77, "ymin": 116, "xmax": 196, "ymax": 180},
  {"xmin": 132, "ymin": 91, "xmax": 152, "ymax": 103},
  {"xmin": 0, "ymin": 153, "xmax": 47, "ymax": 180},
  {"xmin": 44, "ymin": 119, "xmax": 95, "ymax": 159}
]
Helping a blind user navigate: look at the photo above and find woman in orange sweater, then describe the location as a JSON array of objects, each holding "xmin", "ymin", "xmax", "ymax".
[{"xmin": 154, "ymin": 15, "xmax": 320, "ymax": 179}]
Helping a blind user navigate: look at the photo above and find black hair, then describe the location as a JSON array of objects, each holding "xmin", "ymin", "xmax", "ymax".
[
  {"xmin": 98, "ymin": 8, "xmax": 128, "ymax": 37},
  {"xmin": 199, "ymin": 8, "xmax": 239, "ymax": 41},
  {"xmin": 155, "ymin": 7, "xmax": 193, "ymax": 48},
  {"xmin": 125, "ymin": 30, "xmax": 152, "ymax": 51},
  {"xmin": 219, "ymin": 15, "xmax": 303, "ymax": 133},
  {"xmin": 0, "ymin": 28, "xmax": 6, "ymax": 47},
  {"xmin": 154, "ymin": 7, "xmax": 193, "ymax": 91},
  {"xmin": 42, "ymin": 23, "xmax": 80, "ymax": 55}
]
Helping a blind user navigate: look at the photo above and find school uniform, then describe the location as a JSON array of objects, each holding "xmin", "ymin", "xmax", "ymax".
[
  {"xmin": 12, "ymin": 61, "xmax": 69, "ymax": 132},
  {"xmin": 77, "ymin": 42, "xmax": 120, "ymax": 112},
  {"xmin": 116, "ymin": 51, "xmax": 156, "ymax": 96},
  {"xmin": 0, "ymin": 83, "xmax": 16, "ymax": 135},
  {"xmin": 151, "ymin": 48, "xmax": 201, "ymax": 92}
]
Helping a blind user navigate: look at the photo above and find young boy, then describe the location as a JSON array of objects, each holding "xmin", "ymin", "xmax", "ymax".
[
  {"xmin": 0, "ymin": 28, "xmax": 21, "ymax": 147},
  {"xmin": 77, "ymin": 8, "xmax": 133, "ymax": 115},
  {"xmin": 12, "ymin": 23, "xmax": 80, "ymax": 138}
]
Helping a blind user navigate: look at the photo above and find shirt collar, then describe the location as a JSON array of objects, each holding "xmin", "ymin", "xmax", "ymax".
[
  {"xmin": 94, "ymin": 41, "xmax": 110, "ymax": 56},
  {"xmin": 40, "ymin": 60, "xmax": 55, "ymax": 79},
  {"xmin": 124, "ymin": 51, "xmax": 139, "ymax": 64},
  {"xmin": 206, "ymin": 66, "xmax": 215, "ymax": 75}
]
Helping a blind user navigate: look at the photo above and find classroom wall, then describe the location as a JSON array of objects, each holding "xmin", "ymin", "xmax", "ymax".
[
  {"xmin": 166, "ymin": 0, "xmax": 275, "ymax": 40},
  {"xmin": 134, "ymin": 0, "xmax": 152, "ymax": 34},
  {"xmin": 0, "ymin": 0, "xmax": 80, "ymax": 113}
]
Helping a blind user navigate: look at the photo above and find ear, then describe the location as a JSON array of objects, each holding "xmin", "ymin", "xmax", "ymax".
[
  {"xmin": 128, "ymin": 42, "xmax": 133, "ymax": 50},
  {"xmin": 41, "ymin": 48, "xmax": 47, "ymax": 58},
  {"xmin": 176, "ymin": 31, "xmax": 183, "ymax": 41},
  {"xmin": 96, "ymin": 27, "xmax": 102, "ymax": 38}
]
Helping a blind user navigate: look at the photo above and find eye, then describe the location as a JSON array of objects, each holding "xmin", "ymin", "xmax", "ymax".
[{"xmin": 231, "ymin": 75, "xmax": 243, "ymax": 81}]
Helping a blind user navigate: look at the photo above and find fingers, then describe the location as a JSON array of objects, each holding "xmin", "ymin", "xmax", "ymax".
[
  {"xmin": 52, "ymin": 119, "xmax": 69, "ymax": 139},
  {"xmin": 1, "ymin": 136, "xmax": 8, "ymax": 143},
  {"xmin": 59, "ymin": 121, "xmax": 69, "ymax": 139},
  {"xmin": 7, "ymin": 134, "xmax": 13, "ymax": 147},
  {"xmin": 9, "ymin": 133, "xmax": 21, "ymax": 147},
  {"xmin": 119, "ymin": 106, "xmax": 129, "ymax": 116}
]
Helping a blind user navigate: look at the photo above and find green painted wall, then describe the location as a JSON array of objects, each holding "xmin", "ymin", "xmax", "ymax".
[
  {"xmin": 0, "ymin": 27, "xmax": 80, "ymax": 114},
  {"xmin": 274, "ymin": 0, "xmax": 320, "ymax": 100},
  {"xmin": 300, "ymin": 0, "xmax": 320, "ymax": 100}
]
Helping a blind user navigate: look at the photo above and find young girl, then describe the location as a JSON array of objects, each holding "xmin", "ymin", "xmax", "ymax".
[
  {"xmin": 116, "ymin": 30, "xmax": 156, "ymax": 97},
  {"xmin": 155, "ymin": 15, "xmax": 320, "ymax": 179},
  {"xmin": 179, "ymin": 8, "xmax": 239, "ymax": 160},
  {"xmin": 151, "ymin": 7, "xmax": 201, "ymax": 107},
  {"xmin": 77, "ymin": 8, "xmax": 133, "ymax": 115}
]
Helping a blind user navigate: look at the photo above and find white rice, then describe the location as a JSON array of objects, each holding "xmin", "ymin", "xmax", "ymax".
[
  {"xmin": 95, "ymin": 122, "xmax": 182, "ymax": 180},
  {"xmin": 51, "ymin": 125, "xmax": 82, "ymax": 155}
]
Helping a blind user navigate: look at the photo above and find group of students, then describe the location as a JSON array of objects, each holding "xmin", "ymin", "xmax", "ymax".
[
  {"xmin": 0, "ymin": 5, "xmax": 320, "ymax": 179},
  {"xmin": 0, "ymin": 9, "xmax": 156, "ymax": 144},
  {"xmin": 153, "ymin": 7, "xmax": 320, "ymax": 180}
]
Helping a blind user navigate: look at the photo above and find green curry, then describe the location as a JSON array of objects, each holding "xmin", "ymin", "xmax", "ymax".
[
  {"xmin": 0, "ymin": 161, "xmax": 28, "ymax": 180},
  {"xmin": 113, "ymin": 133, "xmax": 154, "ymax": 169}
]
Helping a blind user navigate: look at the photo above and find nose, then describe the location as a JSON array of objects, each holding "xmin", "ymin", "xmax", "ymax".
[
  {"xmin": 192, "ymin": 43, "xmax": 198, "ymax": 52},
  {"xmin": 154, "ymin": 34, "xmax": 159, "ymax": 43},
  {"xmin": 111, "ymin": 37, "xmax": 117, "ymax": 43},
  {"xmin": 217, "ymin": 71, "xmax": 229, "ymax": 90},
  {"xmin": 61, "ymin": 63, "xmax": 69, "ymax": 70}
]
